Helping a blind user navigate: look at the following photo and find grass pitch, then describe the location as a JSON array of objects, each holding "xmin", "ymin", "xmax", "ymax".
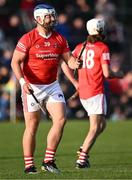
[{"xmin": 0, "ymin": 120, "xmax": 132, "ymax": 179}]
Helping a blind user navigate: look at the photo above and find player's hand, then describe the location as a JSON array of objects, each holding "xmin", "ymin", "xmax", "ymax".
[
  {"xmin": 67, "ymin": 91, "xmax": 79, "ymax": 103},
  {"xmin": 76, "ymin": 58, "xmax": 83, "ymax": 69},
  {"xmin": 23, "ymin": 83, "xmax": 33, "ymax": 94}
]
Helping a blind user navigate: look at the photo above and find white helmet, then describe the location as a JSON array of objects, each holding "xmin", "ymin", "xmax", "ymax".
[
  {"xmin": 86, "ymin": 18, "xmax": 105, "ymax": 35},
  {"xmin": 33, "ymin": 4, "xmax": 58, "ymax": 27}
]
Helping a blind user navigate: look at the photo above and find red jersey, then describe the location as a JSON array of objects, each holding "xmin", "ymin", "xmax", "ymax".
[
  {"xmin": 73, "ymin": 41, "xmax": 110, "ymax": 99},
  {"xmin": 16, "ymin": 28, "xmax": 70, "ymax": 84}
]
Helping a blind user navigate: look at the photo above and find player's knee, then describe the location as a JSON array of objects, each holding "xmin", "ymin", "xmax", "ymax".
[
  {"xmin": 59, "ymin": 117, "xmax": 66, "ymax": 128},
  {"xmin": 25, "ymin": 123, "xmax": 39, "ymax": 136},
  {"xmin": 25, "ymin": 128, "xmax": 36, "ymax": 136},
  {"xmin": 53, "ymin": 117, "xmax": 66, "ymax": 129}
]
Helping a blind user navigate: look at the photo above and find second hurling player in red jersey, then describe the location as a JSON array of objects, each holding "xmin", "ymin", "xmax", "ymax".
[
  {"xmin": 73, "ymin": 40, "xmax": 110, "ymax": 99},
  {"xmin": 73, "ymin": 18, "xmax": 123, "ymax": 169}
]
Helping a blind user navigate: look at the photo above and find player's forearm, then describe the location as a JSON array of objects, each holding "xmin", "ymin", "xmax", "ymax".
[
  {"xmin": 11, "ymin": 60, "xmax": 24, "ymax": 81},
  {"xmin": 11, "ymin": 61, "xmax": 29, "ymax": 90},
  {"xmin": 60, "ymin": 60, "xmax": 78, "ymax": 89},
  {"xmin": 61, "ymin": 62, "xmax": 74, "ymax": 82},
  {"xmin": 63, "ymin": 68, "xmax": 78, "ymax": 89}
]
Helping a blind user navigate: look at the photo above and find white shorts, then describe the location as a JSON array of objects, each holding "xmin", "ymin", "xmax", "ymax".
[
  {"xmin": 80, "ymin": 94, "xmax": 107, "ymax": 116},
  {"xmin": 21, "ymin": 80, "xmax": 65, "ymax": 112}
]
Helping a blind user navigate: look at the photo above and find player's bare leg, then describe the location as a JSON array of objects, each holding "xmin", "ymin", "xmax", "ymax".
[
  {"xmin": 46, "ymin": 102, "xmax": 66, "ymax": 149},
  {"xmin": 76, "ymin": 114, "xmax": 106, "ymax": 169},
  {"xmin": 41, "ymin": 102, "xmax": 66, "ymax": 173},
  {"xmin": 98, "ymin": 115, "xmax": 106, "ymax": 134},
  {"xmin": 23, "ymin": 111, "xmax": 40, "ymax": 173},
  {"xmin": 82, "ymin": 115, "xmax": 106, "ymax": 153}
]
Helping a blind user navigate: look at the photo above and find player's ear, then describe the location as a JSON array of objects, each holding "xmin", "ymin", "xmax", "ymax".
[{"xmin": 36, "ymin": 16, "xmax": 43, "ymax": 24}]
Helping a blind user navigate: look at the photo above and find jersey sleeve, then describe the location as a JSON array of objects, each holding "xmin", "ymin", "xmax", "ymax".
[
  {"xmin": 72, "ymin": 47, "xmax": 78, "ymax": 58},
  {"xmin": 72, "ymin": 44, "xmax": 82, "ymax": 58},
  {"xmin": 15, "ymin": 34, "xmax": 31, "ymax": 53},
  {"xmin": 56, "ymin": 33, "xmax": 70, "ymax": 54},
  {"xmin": 100, "ymin": 45, "xmax": 110, "ymax": 65},
  {"xmin": 101, "ymin": 45, "xmax": 110, "ymax": 64}
]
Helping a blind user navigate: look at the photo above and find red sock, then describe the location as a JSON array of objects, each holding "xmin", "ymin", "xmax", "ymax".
[
  {"xmin": 44, "ymin": 148, "xmax": 56, "ymax": 163},
  {"xmin": 24, "ymin": 155, "xmax": 34, "ymax": 169}
]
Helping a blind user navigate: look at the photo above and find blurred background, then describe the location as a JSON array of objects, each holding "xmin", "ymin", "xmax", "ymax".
[{"xmin": 0, "ymin": 0, "xmax": 132, "ymax": 122}]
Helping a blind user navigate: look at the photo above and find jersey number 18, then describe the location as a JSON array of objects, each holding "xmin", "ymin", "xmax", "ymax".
[{"xmin": 82, "ymin": 49, "xmax": 95, "ymax": 69}]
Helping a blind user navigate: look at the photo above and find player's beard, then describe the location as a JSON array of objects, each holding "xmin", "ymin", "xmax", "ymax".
[{"xmin": 43, "ymin": 21, "xmax": 56, "ymax": 31}]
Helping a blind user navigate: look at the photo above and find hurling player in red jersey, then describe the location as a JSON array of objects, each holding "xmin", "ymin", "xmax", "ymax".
[
  {"xmin": 72, "ymin": 18, "xmax": 123, "ymax": 169},
  {"xmin": 11, "ymin": 4, "xmax": 81, "ymax": 174}
]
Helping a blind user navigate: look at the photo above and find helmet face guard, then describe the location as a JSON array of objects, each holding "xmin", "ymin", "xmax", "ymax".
[{"xmin": 34, "ymin": 4, "xmax": 58, "ymax": 29}]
